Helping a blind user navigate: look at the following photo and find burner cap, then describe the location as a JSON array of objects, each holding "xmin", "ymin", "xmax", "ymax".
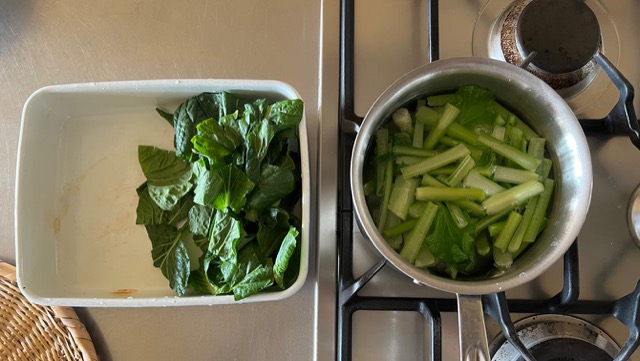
[
  {"xmin": 490, "ymin": 314, "xmax": 619, "ymax": 361},
  {"xmin": 517, "ymin": 0, "xmax": 601, "ymax": 74},
  {"xmin": 521, "ymin": 338, "xmax": 613, "ymax": 361}
]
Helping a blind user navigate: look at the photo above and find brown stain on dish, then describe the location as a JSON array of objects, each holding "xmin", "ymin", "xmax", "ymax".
[
  {"xmin": 53, "ymin": 157, "xmax": 108, "ymax": 237},
  {"xmin": 112, "ymin": 288, "xmax": 137, "ymax": 295}
]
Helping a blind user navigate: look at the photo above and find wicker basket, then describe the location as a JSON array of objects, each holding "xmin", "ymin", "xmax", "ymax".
[{"xmin": 0, "ymin": 261, "xmax": 98, "ymax": 360}]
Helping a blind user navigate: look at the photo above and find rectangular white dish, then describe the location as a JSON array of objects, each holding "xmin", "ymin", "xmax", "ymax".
[{"xmin": 15, "ymin": 79, "xmax": 310, "ymax": 307}]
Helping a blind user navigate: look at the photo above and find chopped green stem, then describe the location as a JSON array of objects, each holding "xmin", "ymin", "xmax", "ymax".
[
  {"xmin": 463, "ymin": 169, "xmax": 505, "ymax": 196},
  {"xmin": 508, "ymin": 197, "xmax": 537, "ymax": 253},
  {"xmin": 493, "ymin": 247, "xmax": 514, "ymax": 269},
  {"xmin": 453, "ymin": 200, "xmax": 486, "ymax": 217},
  {"xmin": 446, "ymin": 202, "xmax": 469, "ymax": 228},
  {"xmin": 523, "ymin": 178, "xmax": 555, "ymax": 243},
  {"xmin": 377, "ymin": 161, "xmax": 394, "ymax": 230},
  {"xmin": 494, "ymin": 114, "xmax": 506, "ymax": 127},
  {"xmin": 475, "ymin": 210, "xmax": 510, "ymax": 234},
  {"xmin": 482, "ymin": 179, "xmax": 544, "ymax": 215},
  {"xmin": 493, "ymin": 211, "xmax": 522, "ymax": 252},
  {"xmin": 375, "ymin": 129, "xmax": 389, "ymax": 196},
  {"xmin": 537, "ymin": 158, "xmax": 553, "ymax": 178},
  {"xmin": 493, "ymin": 166, "xmax": 539, "ymax": 184},
  {"xmin": 399, "ymin": 202, "xmax": 438, "ymax": 263},
  {"xmin": 527, "ymin": 138, "xmax": 546, "ymax": 159},
  {"xmin": 492, "ymin": 126, "xmax": 506, "ymax": 142},
  {"xmin": 392, "ymin": 146, "xmax": 438, "ymax": 157},
  {"xmin": 439, "ymin": 135, "xmax": 461, "ymax": 147},
  {"xmin": 430, "ymin": 165, "xmax": 457, "ymax": 176},
  {"xmin": 388, "ymin": 176, "xmax": 419, "ymax": 221},
  {"xmin": 415, "ymin": 106, "xmax": 441, "ymax": 127},
  {"xmin": 415, "ymin": 246, "xmax": 437, "ymax": 268},
  {"xmin": 514, "ymin": 116, "xmax": 540, "ymax": 141},
  {"xmin": 446, "ymin": 154, "xmax": 476, "ymax": 187},
  {"xmin": 421, "ymin": 173, "xmax": 446, "ymax": 187},
  {"xmin": 427, "ymin": 93, "xmax": 460, "ymax": 107},
  {"xmin": 416, "ymin": 186, "xmax": 486, "ymax": 202},
  {"xmin": 413, "ymin": 121, "xmax": 425, "ymax": 148},
  {"xmin": 488, "ymin": 221, "xmax": 506, "ymax": 237},
  {"xmin": 382, "ymin": 219, "xmax": 418, "ymax": 238},
  {"xmin": 476, "ymin": 232, "xmax": 491, "ymax": 256},
  {"xmin": 423, "ymin": 103, "xmax": 461, "ymax": 150},
  {"xmin": 395, "ymin": 156, "xmax": 424, "ymax": 165},
  {"xmin": 408, "ymin": 201, "xmax": 428, "ymax": 219},
  {"xmin": 401, "ymin": 143, "xmax": 471, "ymax": 178},
  {"xmin": 392, "ymin": 108, "xmax": 413, "ymax": 134},
  {"xmin": 477, "ymin": 133, "xmax": 541, "ymax": 171}
]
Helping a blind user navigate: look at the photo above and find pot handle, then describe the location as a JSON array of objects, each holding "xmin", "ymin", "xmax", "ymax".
[{"xmin": 457, "ymin": 294, "xmax": 491, "ymax": 361}]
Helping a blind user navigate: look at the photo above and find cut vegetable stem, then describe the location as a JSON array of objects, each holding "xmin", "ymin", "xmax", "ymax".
[
  {"xmin": 415, "ymin": 186, "xmax": 486, "ymax": 202},
  {"xmin": 401, "ymin": 143, "xmax": 471, "ymax": 179},
  {"xmin": 482, "ymin": 179, "xmax": 544, "ymax": 215},
  {"xmin": 477, "ymin": 133, "xmax": 541, "ymax": 171},
  {"xmin": 399, "ymin": 202, "xmax": 438, "ymax": 263}
]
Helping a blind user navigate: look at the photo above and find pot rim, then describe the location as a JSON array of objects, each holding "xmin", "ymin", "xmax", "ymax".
[{"xmin": 350, "ymin": 57, "xmax": 593, "ymax": 295}]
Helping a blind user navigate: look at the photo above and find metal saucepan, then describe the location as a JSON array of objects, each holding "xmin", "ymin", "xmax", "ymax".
[{"xmin": 350, "ymin": 57, "xmax": 593, "ymax": 360}]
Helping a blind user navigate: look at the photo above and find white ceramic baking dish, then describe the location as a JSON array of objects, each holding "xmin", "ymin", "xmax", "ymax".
[{"xmin": 15, "ymin": 79, "xmax": 310, "ymax": 307}]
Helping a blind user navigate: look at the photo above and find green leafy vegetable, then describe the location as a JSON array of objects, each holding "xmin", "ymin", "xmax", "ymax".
[
  {"xmin": 364, "ymin": 84, "xmax": 555, "ymax": 278},
  {"xmin": 138, "ymin": 91, "xmax": 304, "ymax": 300}
]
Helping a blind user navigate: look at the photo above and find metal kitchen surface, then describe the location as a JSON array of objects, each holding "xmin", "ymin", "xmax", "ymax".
[
  {"xmin": 1, "ymin": 1, "xmax": 320, "ymax": 360},
  {"xmin": 316, "ymin": 0, "xmax": 640, "ymax": 360}
]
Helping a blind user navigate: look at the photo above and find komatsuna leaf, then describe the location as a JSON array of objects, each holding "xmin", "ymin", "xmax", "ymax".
[
  {"xmin": 425, "ymin": 205, "xmax": 477, "ymax": 278},
  {"xmin": 208, "ymin": 211, "xmax": 243, "ymax": 262},
  {"xmin": 155, "ymin": 108, "xmax": 174, "ymax": 127},
  {"xmin": 172, "ymin": 92, "xmax": 240, "ymax": 161},
  {"xmin": 273, "ymin": 226, "xmax": 298, "ymax": 288},
  {"xmin": 267, "ymin": 99, "xmax": 304, "ymax": 133},
  {"xmin": 256, "ymin": 208, "xmax": 291, "ymax": 259},
  {"xmin": 147, "ymin": 170, "xmax": 193, "ymax": 211},
  {"xmin": 188, "ymin": 204, "xmax": 215, "ymax": 238},
  {"xmin": 212, "ymin": 164, "xmax": 255, "ymax": 213},
  {"xmin": 145, "ymin": 224, "xmax": 191, "ymax": 296},
  {"xmin": 192, "ymin": 160, "xmax": 223, "ymax": 206},
  {"xmin": 136, "ymin": 183, "xmax": 193, "ymax": 225},
  {"xmin": 244, "ymin": 119, "xmax": 275, "ymax": 183},
  {"xmin": 138, "ymin": 146, "xmax": 191, "ymax": 187},
  {"xmin": 454, "ymin": 85, "xmax": 496, "ymax": 129},
  {"xmin": 248, "ymin": 165, "xmax": 295, "ymax": 210},
  {"xmin": 191, "ymin": 115, "xmax": 243, "ymax": 161},
  {"xmin": 219, "ymin": 244, "xmax": 274, "ymax": 300},
  {"xmin": 188, "ymin": 255, "xmax": 231, "ymax": 296}
]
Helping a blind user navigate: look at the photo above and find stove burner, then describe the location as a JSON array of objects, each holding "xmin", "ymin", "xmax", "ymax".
[
  {"xmin": 517, "ymin": 0, "xmax": 601, "ymax": 74},
  {"xmin": 627, "ymin": 184, "xmax": 640, "ymax": 248},
  {"xmin": 524, "ymin": 339, "xmax": 612, "ymax": 361},
  {"xmin": 499, "ymin": 0, "xmax": 602, "ymax": 94},
  {"xmin": 490, "ymin": 314, "xmax": 619, "ymax": 361}
]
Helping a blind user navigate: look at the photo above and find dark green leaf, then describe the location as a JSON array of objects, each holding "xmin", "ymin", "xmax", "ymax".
[
  {"xmin": 147, "ymin": 171, "xmax": 193, "ymax": 211},
  {"xmin": 145, "ymin": 224, "xmax": 191, "ymax": 296},
  {"xmin": 208, "ymin": 211, "xmax": 242, "ymax": 261},
  {"xmin": 212, "ymin": 164, "xmax": 255, "ymax": 213},
  {"xmin": 192, "ymin": 160, "xmax": 223, "ymax": 206},
  {"xmin": 268, "ymin": 99, "xmax": 304, "ymax": 133},
  {"xmin": 256, "ymin": 208, "xmax": 291, "ymax": 259},
  {"xmin": 188, "ymin": 204, "xmax": 215, "ymax": 238},
  {"xmin": 454, "ymin": 85, "xmax": 496, "ymax": 128},
  {"xmin": 219, "ymin": 244, "xmax": 274, "ymax": 300},
  {"xmin": 191, "ymin": 115, "xmax": 243, "ymax": 161},
  {"xmin": 244, "ymin": 119, "xmax": 274, "ymax": 182},
  {"xmin": 274, "ymin": 226, "xmax": 298, "ymax": 288},
  {"xmin": 136, "ymin": 184, "xmax": 193, "ymax": 225},
  {"xmin": 247, "ymin": 165, "xmax": 295, "ymax": 210},
  {"xmin": 138, "ymin": 146, "xmax": 191, "ymax": 186},
  {"xmin": 155, "ymin": 108, "xmax": 174, "ymax": 127},
  {"xmin": 425, "ymin": 205, "xmax": 477, "ymax": 278}
]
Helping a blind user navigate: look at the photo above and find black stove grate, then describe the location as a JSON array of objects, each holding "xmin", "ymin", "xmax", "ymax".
[{"xmin": 335, "ymin": 0, "xmax": 640, "ymax": 360}]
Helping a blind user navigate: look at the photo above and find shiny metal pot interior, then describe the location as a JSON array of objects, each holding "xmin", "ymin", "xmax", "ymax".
[{"xmin": 350, "ymin": 57, "xmax": 593, "ymax": 359}]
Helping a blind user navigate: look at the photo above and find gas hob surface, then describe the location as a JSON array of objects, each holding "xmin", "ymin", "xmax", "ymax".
[{"xmin": 316, "ymin": 0, "xmax": 640, "ymax": 360}]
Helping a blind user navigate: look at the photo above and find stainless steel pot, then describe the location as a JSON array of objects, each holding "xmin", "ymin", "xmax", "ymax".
[{"xmin": 350, "ymin": 57, "xmax": 593, "ymax": 360}]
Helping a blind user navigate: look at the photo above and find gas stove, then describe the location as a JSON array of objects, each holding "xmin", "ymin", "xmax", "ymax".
[{"xmin": 316, "ymin": 0, "xmax": 640, "ymax": 360}]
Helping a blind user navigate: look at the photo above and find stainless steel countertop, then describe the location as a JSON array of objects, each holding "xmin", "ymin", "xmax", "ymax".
[{"xmin": 0, "ymin": 1, "xmax": 321, "ymax": 360}]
